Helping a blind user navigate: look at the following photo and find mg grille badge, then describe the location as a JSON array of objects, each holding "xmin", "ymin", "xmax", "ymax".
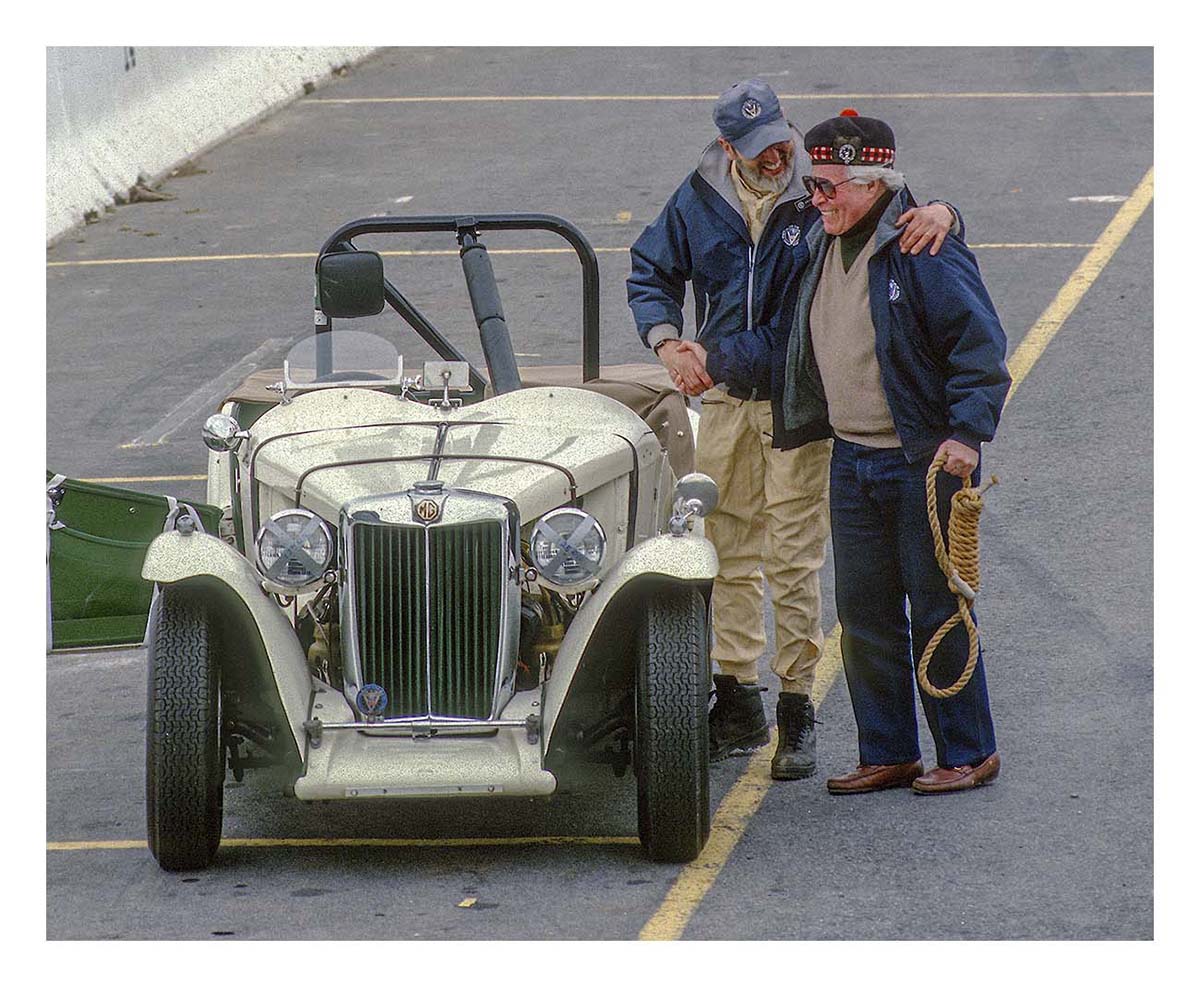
[
  {"xmin": 356, "ymin": 684, "xmax": 389, "ymax": 719},
  {"xmin": 415, "ymin": 498, "xmax": 441, "ymax": 523}
]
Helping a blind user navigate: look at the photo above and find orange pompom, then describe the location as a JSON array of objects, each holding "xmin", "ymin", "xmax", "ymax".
[{"xmin": 840, "ymin": 108, "xmax": 859, "ymax": 117}]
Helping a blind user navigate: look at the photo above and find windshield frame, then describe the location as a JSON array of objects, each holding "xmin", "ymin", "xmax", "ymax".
[{"xmin": 281, "ymin": 329, "xmax": 407, "ymax": 393}]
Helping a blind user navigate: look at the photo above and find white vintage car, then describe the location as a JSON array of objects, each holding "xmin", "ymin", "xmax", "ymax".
[{"xmin": 51, "ymin": 214, "xmax": 720, "ymax": 871}]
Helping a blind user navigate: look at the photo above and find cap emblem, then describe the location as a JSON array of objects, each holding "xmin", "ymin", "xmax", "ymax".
[
  {"xmin": 838, "ymin": 143, "xmax": 856, "ymax": 164},
  {"xmin": 741, "ymin": 98, "xmax": 761, "ymax": 120}
]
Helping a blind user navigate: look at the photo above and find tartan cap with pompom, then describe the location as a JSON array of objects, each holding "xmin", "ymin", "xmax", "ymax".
[{"xmin": 804, "ymin": 109, "xmax": 896, "ymax": 167}]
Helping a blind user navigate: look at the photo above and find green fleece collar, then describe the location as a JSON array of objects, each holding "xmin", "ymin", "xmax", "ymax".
[{"xmin": 838, "ymin": 190, "xmax": 896, "ymax": 272}]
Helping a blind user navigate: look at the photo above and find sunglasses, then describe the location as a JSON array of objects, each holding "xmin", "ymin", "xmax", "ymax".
[{"xmin": 802, "ymin": 175, "xmax": 856, "ymax": 199}]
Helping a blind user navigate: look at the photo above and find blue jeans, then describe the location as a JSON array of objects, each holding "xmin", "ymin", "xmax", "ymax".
[{"xmin": 829, "ymin": 439, "xmax": 997, "ymax": 768}]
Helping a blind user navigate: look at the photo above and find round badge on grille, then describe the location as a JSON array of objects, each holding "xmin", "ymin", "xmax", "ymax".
[
  {"xmin": 356, "ymin": 683, "xmax": 389, "ymax": 718},
  {"xmin": 415, "ymin": 498, "xmax": 441, "ymax": 523}
]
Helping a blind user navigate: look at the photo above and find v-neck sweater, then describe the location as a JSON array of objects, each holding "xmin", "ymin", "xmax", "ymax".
[{"xmin": 808, "ymin": 231, "xmax": 902, "ymax": 448}]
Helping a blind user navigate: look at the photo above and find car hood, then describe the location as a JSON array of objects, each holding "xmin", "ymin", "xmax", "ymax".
[{"xmin": 248, "ymin": 386, "xmax": 651, "ymax": 523}]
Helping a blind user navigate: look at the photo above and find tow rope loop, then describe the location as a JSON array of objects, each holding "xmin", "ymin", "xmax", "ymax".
[{"xmin": 916, "ymin": 451, "xmax": 997, "ymax": 700}]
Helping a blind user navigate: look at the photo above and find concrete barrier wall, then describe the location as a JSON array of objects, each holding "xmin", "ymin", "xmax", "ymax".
[{"xmin": 47, "ymin": 46, "xmax": 375, "ymax": 243}]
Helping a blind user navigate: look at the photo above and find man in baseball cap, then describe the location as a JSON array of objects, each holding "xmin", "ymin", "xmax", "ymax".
[{"xmin": 628, "ymin": 83, "xmax": 963, "ymax": 782}]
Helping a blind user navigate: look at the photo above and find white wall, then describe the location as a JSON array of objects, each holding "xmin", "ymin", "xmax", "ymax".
[{"xmin": 46, "ymin": 46, "xmax": 375, "ymax": 243}]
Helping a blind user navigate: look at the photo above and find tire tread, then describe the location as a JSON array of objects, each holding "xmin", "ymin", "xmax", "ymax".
[
  {"xmin": 146, "ymin": 588, "xmax": 223, "ymax": 871},
  {"xmin": 637, "ymin": 586, "xmax": 711, "ymax": 862}
]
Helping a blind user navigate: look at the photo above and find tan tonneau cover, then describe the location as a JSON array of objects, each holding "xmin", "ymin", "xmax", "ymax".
[{"xmin": 224, "ymin": 363, "xmax": 694, "ymax": 476}]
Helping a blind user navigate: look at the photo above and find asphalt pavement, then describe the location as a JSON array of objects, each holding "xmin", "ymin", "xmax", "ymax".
[{"xmin": 45, "ymin": 47, "xmax": 1153, "ymax": 940}]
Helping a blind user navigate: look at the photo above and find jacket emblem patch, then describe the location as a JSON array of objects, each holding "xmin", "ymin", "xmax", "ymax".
[
  {"xmin": 741, "ymin": 98, "xmax": 761, "ymax": 119},
  {"xmin": 888, "ymin": 279, "xmax": 901, "ymax": 302},
  {"xmin": 782, "ymin": 224, "xmax": 802, "ymax": 247}
]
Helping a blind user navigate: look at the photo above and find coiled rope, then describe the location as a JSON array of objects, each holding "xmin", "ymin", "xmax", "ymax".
[{"xmin": 916, "ymin": 452, "xmax": 998, "ymax": 699}]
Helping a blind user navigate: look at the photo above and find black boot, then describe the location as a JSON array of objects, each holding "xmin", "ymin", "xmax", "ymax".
[
  {"xmin": 771, "ymin": 693, "xmax": 816, "ymax": 780},
  {"xmin": 709, "ymin": 674, "xmax": 769, "ymax": 761}
]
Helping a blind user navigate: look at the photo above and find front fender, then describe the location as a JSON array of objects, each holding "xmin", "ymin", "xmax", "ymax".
[
  {"xmin": 142, "ymin": 531, "xmax": 333, "ymax": 761},
  {"xmin": 541, "ymin": 532, "xmax": 717, "ymax": 750}
]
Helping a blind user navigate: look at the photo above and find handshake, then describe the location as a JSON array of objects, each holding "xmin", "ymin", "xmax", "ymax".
[{"xmin": 657, "ymin": 339, "xmax": 712, "ymax": 397}]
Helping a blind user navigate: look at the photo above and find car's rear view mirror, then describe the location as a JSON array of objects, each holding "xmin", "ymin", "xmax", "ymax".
[{"xmin": 316, "ymin": 251, "xmax": 386, "ymax": 318}]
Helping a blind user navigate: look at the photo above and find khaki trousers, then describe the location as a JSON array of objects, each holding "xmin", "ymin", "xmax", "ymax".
[{"xmin": 695, "ymin": 390, "xmax": 832, "ymax": 695}]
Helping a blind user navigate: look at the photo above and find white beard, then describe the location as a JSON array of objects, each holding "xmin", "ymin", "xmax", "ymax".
[{"xmin": 735, "ymin": 156, "xmax": 794, "ymax": 196}]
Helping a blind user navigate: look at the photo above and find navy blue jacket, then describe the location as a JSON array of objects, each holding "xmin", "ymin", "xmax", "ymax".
[
  {"xmin": 706, "ymin": 188, "xmax": 1010, "ymax": 459},
  {"xmin": 627, "ymin": 131, "xmax": 815, "ymax": 362}
]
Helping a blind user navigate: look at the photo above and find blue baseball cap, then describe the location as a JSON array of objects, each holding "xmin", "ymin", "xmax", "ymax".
[{"xmin": 712, "ymin": 79, "xmax": 794, "ymax": 159}]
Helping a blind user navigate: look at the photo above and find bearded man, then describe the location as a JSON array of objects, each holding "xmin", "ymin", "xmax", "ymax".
[{"xmin": 627, "ymin": 80, "xmax": 961, "ymax": 780}]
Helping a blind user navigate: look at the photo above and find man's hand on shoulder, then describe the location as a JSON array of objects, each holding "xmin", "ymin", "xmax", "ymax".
[
  {"xmin": 935, "ymin": 439, "xmax": 979, "ymax": 479},
  {"xmin": 894, "ymin": 202, "xmax": 956, "ymax": 257},
  {"xmin": 657, "ymin": 339, "xmax": 712, "ymax": 396}
]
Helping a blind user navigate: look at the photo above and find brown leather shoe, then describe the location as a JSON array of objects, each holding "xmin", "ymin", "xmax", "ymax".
[
  {"xmin": 826, "ymin": 760, "xmax": 924, "ymax": 795},
  {"xmin": 912, "ymin": 752, "xmax": 1000, "ymax": 794}
]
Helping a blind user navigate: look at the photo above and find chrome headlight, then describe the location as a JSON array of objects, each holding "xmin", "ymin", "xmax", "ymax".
[
  {"xmin": 530, "ymin": 508, "xmax": 606, "ymax": 586},
  {"xmin": 254, "ymin": 509, "xmax": 335, "ymax": 588}
]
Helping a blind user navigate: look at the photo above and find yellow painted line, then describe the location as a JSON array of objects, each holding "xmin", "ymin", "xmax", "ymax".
[
  {"xmin": 307, "ymin": 91, "xmax": 1151, "ymax": 105},
  {"xmin": 77, "ymin": 474, "xmax": 205, "ymax": 484},
  {"xmin": 972, "ymin": 243, "xmax": 1092, "ymax": 249},
  {"xmin": 48, "ymin": 253, "xmax": 319, "ymax": 268},
  {"xmin": 639, "ymin": 624, "xmax": 843, "ymax": 941},
  {"xmin": 48, "ymin": 835, "xmax": 640, "ymax": 852},
  {"xmin": 1005, "ymin": 167, "xmax": 1154, "ymax": 405},
  {"xmin": 47, "ymin": 243, "xmax": 1089, "ymax": 270},
  {"xmin": 46, "ymin": 247, "xmax": 635, "ymax": 268},
  {"xmin": 810, "ymin": 623, "xmax": 845, "ymax": 706}
]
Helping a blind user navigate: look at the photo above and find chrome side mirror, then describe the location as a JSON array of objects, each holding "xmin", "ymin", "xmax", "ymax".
[
  {"xmin": 202, "ymin": 414, "xmax": 249, "ymax": 452},
  {"xmin": 668, "ymin": 472, "xmax": 719, "ymax": 536}
]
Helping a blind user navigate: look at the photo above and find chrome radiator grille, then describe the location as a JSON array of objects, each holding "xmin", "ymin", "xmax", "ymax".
[{"xmin": 350, "ymin": 520, "xmax": 505, "ymax": 719}]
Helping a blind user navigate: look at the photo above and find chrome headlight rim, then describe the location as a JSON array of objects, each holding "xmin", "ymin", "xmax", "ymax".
[
  {"xmin": 254, "ymin": 508, "xmax": 336, "ymax": 589},
  {"xmin": 530, "ymin": 507, "xmax": 607, "ymax": 587}
]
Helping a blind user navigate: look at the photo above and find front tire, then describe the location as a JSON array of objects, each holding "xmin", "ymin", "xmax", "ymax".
[
  {"xmin": 635, "ymin": 586, "xmax": 711, "ymax": 863},
  {"xmin": 146, "ymin": 587, "xmax": 225, "ymax": 871}
]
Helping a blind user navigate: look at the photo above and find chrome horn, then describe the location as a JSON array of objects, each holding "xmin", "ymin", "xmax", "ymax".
[
  {"xmin": 202, "ymin": 414, "xmax": 249, "ymax": 452},
  {"xmin": 668, "ymin": 472, "xmax": 719, "ymax": 536}
]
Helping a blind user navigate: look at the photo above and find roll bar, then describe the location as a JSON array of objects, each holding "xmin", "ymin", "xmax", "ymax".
[{"xmin": 315, "ymin": 214, "xmax": 601, "ymax": 400}]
